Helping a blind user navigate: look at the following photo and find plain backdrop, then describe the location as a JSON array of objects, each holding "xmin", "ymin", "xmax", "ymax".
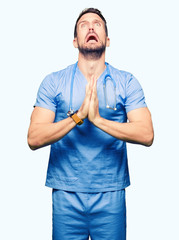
[{"xmin": 0, "ymin": 0, "xmax": 178, "ymax": 239}]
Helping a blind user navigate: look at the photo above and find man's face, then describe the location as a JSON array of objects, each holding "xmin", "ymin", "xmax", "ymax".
[{"xmin": 73, "ymin": 13, "xmax": 110, "ymax": 58}]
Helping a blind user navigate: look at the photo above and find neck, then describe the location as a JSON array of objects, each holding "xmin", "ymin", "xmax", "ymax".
[{"xmin": 77, "ymin": 52, "xmax": 106, "ymax": 82}]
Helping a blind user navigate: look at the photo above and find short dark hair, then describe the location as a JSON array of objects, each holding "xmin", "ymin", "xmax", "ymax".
[{"xmin": 74, "ymin": 8, "xmax": 108, "ymax": 38}]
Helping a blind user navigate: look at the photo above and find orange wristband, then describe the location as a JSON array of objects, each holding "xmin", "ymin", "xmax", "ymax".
[{"xmin": 71, "ymin": 113, "xmax": 83, "ymax": 125}]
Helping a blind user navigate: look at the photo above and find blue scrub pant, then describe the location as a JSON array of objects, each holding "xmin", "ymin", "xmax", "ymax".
[{"xmin": 52, "ymin": 189, "xmax": 126, "ymax": 240}]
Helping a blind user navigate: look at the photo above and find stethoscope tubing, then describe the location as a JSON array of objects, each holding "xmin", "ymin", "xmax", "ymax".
[{"xmin": 69, "ymin": 62, "xmax": 117, "ymax": 112}]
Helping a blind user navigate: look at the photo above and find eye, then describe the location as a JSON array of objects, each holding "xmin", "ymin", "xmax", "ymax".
[
  {"xmin": 95, "ymin": 22, "xmax": 101, "ymax": 27},
  {"xmin": 81, "ymin": 23, "xmax": 87, "ymax": 28}
]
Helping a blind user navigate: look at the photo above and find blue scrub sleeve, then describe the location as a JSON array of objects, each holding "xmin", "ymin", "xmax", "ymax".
[
  {"xmin": 125, "ymin": 74, "xmax": 147, "ymax": 113},
  {"xmin": 34, "ymin": 74, "xmax": 57, "ymax": 112}
]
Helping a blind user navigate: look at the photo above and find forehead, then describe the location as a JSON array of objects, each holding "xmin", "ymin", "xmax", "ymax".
[{"xmin": 78, "ymin": 12, "xmax": 104, "ymax": 24}]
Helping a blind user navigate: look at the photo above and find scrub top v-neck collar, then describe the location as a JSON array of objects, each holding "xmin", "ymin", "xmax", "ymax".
[{"xmin": 76, "ymin": 64, "xmax": 108, "ymax": 84}]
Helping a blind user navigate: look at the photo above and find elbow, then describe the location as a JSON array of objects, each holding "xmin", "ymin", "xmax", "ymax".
[
  {"xmin": 143, "ymin": 131, "xmax": 154, "ymax": 147},
  {"xmin": 145, "ymin": 138, "xmax": 154, "ymax": 147},
  {"xmin": 28, "ymin": 145, "xmax": 38, "ymax": 151},
  {"xmin": 27, "ymin": 137, "xmax": 40, "ymax": 151}
]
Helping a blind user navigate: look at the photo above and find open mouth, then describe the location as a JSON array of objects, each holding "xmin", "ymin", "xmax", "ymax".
[{"xmin": 86, "ymin": 34, "xmax": 98, "ymax": 42}]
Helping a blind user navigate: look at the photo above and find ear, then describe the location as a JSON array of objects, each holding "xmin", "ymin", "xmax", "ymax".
[
  {"xmin": 73, "ymin": 38, "xmax": 78, "ymax": 48},
  {"xmin": 106, "ymin": 37, "xmax": 110, "ymax": 47}
]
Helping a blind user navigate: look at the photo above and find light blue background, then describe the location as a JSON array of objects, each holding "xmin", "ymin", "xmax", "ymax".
[{"xmin": 0, "ymin": 0, "xmax": 178, "ymax": 239}]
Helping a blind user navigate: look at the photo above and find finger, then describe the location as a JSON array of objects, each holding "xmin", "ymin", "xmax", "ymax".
[
  {"xmin": 85, "ymin": 82, "xmax": 90, "ymax": 93},
  {"xmin": 94, "ymin": 76, "xmax": 98, "ymax": 84},
  {"xmin": 85, "ymin": 83, "xmax": 93, "ymax": 102},
  {"xmin": 92, "ymin": 77, "xmax": 98, "ymax": 95},
  {"xmin": 91, "ymin": 84, "xmax": 98, "ymax": 102},
  {"xmin": 93, "ymin": 77, "xmax": 97, "ymax": 89},
  {"xmin": 90, "ymin": 75, "xmax": 97, "ymax": 88}
]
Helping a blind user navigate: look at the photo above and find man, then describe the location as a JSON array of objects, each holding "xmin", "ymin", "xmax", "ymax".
[{"xmin": 28, "ymin": 8, "xmax": 154, "ymax": 240}]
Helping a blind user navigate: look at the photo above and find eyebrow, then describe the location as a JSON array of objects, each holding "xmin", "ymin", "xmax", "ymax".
[{"xmin": 78, "ymin": 20, "xmax": 87, "ymax": 25}]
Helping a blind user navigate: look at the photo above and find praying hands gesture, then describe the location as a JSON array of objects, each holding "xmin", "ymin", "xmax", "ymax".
[{"xmin": 78, "ymin": 76, "xmax": 100, "ymax": 124}]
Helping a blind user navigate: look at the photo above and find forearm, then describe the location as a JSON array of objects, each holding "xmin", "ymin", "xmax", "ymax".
[
  {"xmin": 93, "ymin": 117, "xmax": 154, "ymax": 146},
  {"xmin": 28, "ymin": 117, "xmax": 77, "ymax": 150}
]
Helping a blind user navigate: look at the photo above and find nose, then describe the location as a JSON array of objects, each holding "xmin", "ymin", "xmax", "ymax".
[{"xmin": 89, "ymin": 23, "xmax": 94, "ymax": 32}]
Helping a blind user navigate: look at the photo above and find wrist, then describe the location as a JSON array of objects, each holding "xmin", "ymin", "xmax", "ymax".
[
  {"xmin": 91, "ymin": 116, "xmax": 103, "ymax": 127},
  {"xmin": 77, "ymin": 110, "xmax": 86, "ymax": 120},
  {"xmin": 67, "ymin": 110, "xmax": 84, "ymax": 125}
]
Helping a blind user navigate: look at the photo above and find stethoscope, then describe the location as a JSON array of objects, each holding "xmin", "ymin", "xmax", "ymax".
[{"xmin": 69, "ymin": 62, "xmax": 117, "ymax": 113}]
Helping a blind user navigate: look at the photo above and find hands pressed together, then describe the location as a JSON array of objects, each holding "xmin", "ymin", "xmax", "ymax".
[{"xmin": 78, "ymin": 76, "xmax": 101, "ymax": 124}]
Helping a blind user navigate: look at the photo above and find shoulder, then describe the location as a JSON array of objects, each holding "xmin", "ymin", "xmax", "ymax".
[
  {"xmin": 107, "ymin": 64, "xmax": 137, "ymax": 93},
  {"xmin": 107, "ymin": 63, "xmax": 133, "ymax": 84},
  {"xmin": 107, "ymin": 63, "xmax": 144, "ymax": 94},
  {"xmin": 40, "ymin": 63, "xmax": 76, "ymax": 92},
  {"xmin": 44, "ymin": 63, "xmax": 75, "ymax": 83}
]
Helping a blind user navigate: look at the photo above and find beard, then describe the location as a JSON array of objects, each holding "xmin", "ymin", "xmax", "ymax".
[{"xmin": 78, "ymin": 44, "xmax": 106, "ymax": 60}]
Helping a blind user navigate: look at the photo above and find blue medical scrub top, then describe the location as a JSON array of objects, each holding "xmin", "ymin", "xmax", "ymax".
[{"xmin": 35, "ymin": 63, "xmax": 147, "ymax": 192}]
